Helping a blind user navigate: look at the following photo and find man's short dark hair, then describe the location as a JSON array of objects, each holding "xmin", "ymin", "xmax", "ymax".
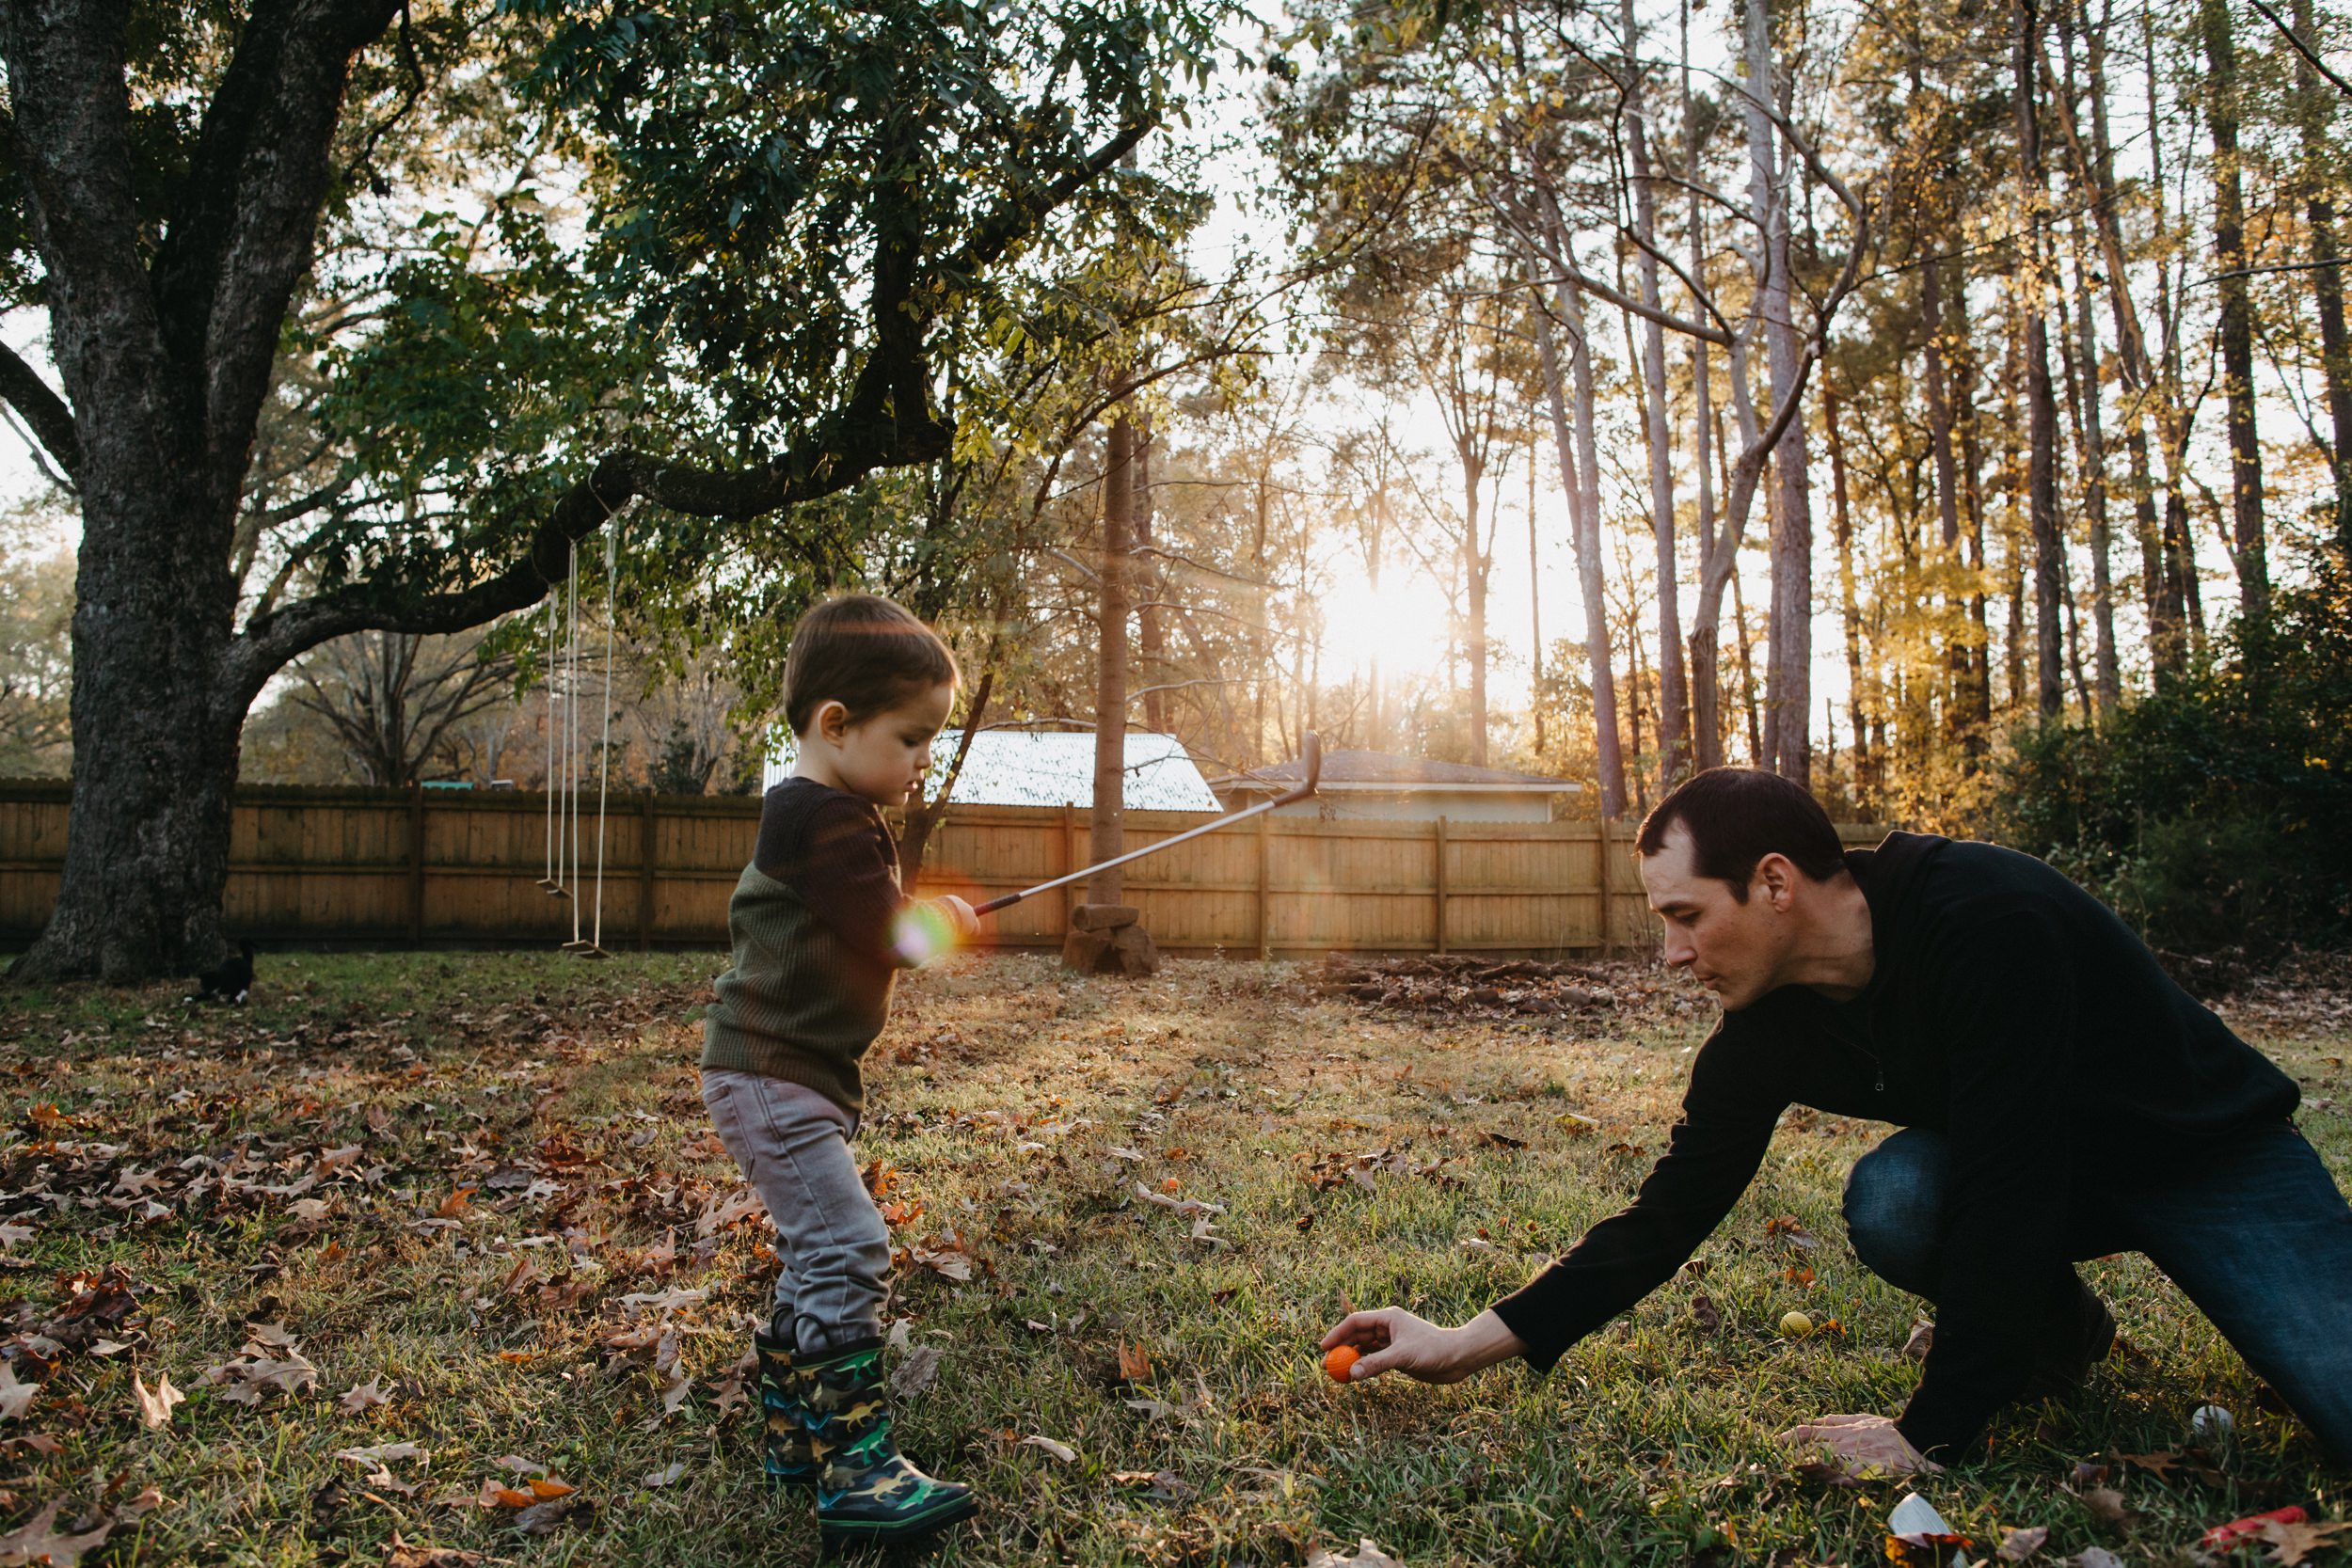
[
  {"xmin": 1635, "ymin": 768, "xmax": 1850, "ymax": 901},
  {"xmin": 784, "ymin": 594, "xmax": 959, "ymax": 736}
]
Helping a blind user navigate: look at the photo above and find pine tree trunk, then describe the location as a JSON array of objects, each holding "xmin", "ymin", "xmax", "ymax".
[
  {"xmin": 1625, "ymin": 0, "xmax": 1688, "ymax": 781},
  {"xmin": 1460, "ymin": 436, "xmax": 1490, "ymax": 767},
  {"xmin": 1089, "ymin": 411, "xmax": 1135, "ymax": 905},
  {"xmin": 1135, "ymin": 413, "xmax": 1167, "ymax": 734},
  {"xmin": 1823, "ymin": 375, "xmax": 1870, "ymax": 802},
  {"xmin": 1534, "ymin": 275, "xmax": 1627, "ymax": 816},
  {"xmin": 2293, "ymin": 0, "xmax": 2352, "ymax": 562},
  {"xmin": 2017, "ymin": 0, "xmax": 2065, "ymax": 717},
  {"xmin": 2201, "ymin": 0, "xmax": 2269, "ymax": 633},
  {"xmin": 1744, "ymin": 0, "xmax": 1811, "ymax": 784}
]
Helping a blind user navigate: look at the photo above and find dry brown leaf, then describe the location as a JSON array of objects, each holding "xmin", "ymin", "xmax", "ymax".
[
  {"xmin": 887, "ymin": 1345, "xmax": 941, "ymax": 1398},
  {"xmin": 338, "ymin": 1378, "xmax": 390, "ymax": 1415},
  {"xmin": 1306, "ymin": 1539, "xmax": 1406, "ymax": 1568},
  {"xmin": 435, "ymin": 1187, "xmax": 475, "ymax": 1219},
  {"xmin": 1020, "ymin": 1434, "xmax": 1077, "ymax": 1463},
  {"xmin": 642, "ymin": 1462, "xmax": 687, "ymax": 1488},
  {"xmin": 0, "ymin": 1365, "xmax": 37, "ymax": 1423},
  {"xmin": 511, "ymin": 1493, "xmax": 587, "ymax": 1535},
  {"xmin": 2078, "ymin": 1485, "xmax": 2129, "ymax": 1528},
  {"xmin": 1996, "ymin": 1523, "xmax": 2049, "ymax": 1560},
  {"xmin": 382, "ymin": 1533, "xmax": 485, "ymax": 1568},
  {"xmin": 0, "ymin": 1500, "xmax": 111, "ymax": 1567},
  {"xmin": 132, "ymin": 1370, "xmax": 183, "ymax": 1431},
  {"xmin": 2260, "ymin": 1518, "xmax": 2352, "ymax": 1567},
  {"xmin": 1117, "ymin": 1340, "xmax": 1152, "ymax": 1383}
]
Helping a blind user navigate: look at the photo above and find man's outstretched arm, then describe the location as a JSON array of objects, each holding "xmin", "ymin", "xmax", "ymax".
[{"xmin": 1320, "ymin": 1307, "xmax": 1527, "ymax": 1384}]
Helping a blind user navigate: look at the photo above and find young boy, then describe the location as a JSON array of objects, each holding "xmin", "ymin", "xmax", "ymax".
[{"xmin": 700, "ymin": 594, "xmax": 981, "ymax": 1547}]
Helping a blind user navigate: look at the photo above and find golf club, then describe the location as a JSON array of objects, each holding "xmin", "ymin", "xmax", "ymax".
[{"xmin": 973, "ymin": 732, "xmax": 1322, "ymax": 916}]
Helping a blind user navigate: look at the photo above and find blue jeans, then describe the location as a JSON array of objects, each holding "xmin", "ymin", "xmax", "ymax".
[{"xmin": 1843, "ymin": 1120, "xmax": 2352, "ymax": 1458}]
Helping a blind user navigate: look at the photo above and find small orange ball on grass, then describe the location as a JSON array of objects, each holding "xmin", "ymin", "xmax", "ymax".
[{"xmin": 1323, "ymin": 1344, "xmax": 1361, "ymax": 1384}]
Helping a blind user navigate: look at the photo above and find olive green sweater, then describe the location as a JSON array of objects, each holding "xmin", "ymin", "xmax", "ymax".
[{"xmin": 699, "ymin": 779, "xmax": 914, "ymax": 1117}]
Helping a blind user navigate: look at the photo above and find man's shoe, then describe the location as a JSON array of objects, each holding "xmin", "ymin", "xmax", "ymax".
[
  {"xmin": 2020, "ymin": 1283, "xmax": 2117, "ymax": 1402},
  {"xmin": 795, "ymin": 1338, "xmax": 978, "ymax": 1546},
  {"xmin": 753, "ymin": 1325, "xmax": 822, "ymax": 1491}
]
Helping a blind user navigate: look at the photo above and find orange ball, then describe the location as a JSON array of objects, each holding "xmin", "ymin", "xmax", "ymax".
[{"xmin": 1323, "ymin": 1344, "xmax": 1361, "ymax": 1384}]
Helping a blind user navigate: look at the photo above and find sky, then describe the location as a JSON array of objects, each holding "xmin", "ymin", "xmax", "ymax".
[{"xmin": 0, "ymin": 0, "xmax": 2304, "ymax": 767}]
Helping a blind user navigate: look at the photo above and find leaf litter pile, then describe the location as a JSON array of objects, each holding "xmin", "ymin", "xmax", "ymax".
[
  {"xmin": 0, "ymin": 947, "xmax": 2345, "ymax": 1567},
  {"xmin": 1310, "ymin": 954, "xmax": 1708, "ymax": 1024}
]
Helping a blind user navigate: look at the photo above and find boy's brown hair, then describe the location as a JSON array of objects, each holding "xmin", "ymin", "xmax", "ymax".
[{"xmin": 784, "ymin": 594, "xmax": 959, "ymax": 736}]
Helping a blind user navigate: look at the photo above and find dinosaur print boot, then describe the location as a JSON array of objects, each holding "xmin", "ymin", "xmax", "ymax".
[
  {"xmin": 752, "ymin": 1324, "xmax": 821, "ymax": 1490},
  {"xmin": 794, "ymin": 1338, "xmax": 977, "ymax": 1546}
]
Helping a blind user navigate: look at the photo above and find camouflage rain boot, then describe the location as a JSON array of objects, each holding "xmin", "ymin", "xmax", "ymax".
[
  {"xmin": 795, "ymin": 1338, "xmax": 978, "ymax": 1546},
  {"xmin": 753, "ymin": 1324, "xmax": 822, "ymax": 1490}
]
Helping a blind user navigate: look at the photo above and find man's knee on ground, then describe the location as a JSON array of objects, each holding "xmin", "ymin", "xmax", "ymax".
[{"xmin": 1843, "ymin": 1129, "xmax": 1949, "ymax": 1288}]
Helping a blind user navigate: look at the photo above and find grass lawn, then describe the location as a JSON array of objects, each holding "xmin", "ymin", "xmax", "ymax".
[{"xmin": 2, "ymin": 949, "xmax": 2348, "ymax": 1566}]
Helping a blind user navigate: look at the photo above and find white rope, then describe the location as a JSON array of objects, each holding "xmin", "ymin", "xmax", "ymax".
[
  {"xmin": 565, "ymin": 540, "xmax": 582, "ymax": 946},
  {"xmin": 591, "ymin": 519, "xmax": 616, "ymax": 953},
  {"xmin": 542, "ymin": 589, "xmax": 559, "ymax": 886}
]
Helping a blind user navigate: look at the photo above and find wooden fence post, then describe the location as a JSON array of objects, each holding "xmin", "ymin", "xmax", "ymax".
[
  {"xmin": 638, "ymin": 794, "xmax": 657, "ymax": 951},
  {"xmin": 1255, "ymin": 811, "xmax": 1271, "ymax": 960},
  {"xmin": 1434, "ymin": 815, "xmax": 1449, "ymax": 955},
  {"xmin": 406, "ymin": 784, "xmax": 426, "ymax": 946}
]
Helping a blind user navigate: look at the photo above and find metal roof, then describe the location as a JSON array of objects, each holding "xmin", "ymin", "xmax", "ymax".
[
  {"xmin": 763, "ymin": 728, "xmax": 1222, "ymax": 812},
  {"xmin": 1209, "ymin": 747, "xmax": 1581, "ymax": 794}
]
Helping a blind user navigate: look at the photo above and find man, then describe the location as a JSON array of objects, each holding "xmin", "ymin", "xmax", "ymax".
[{"xmin": 1321, "ymin": 768, "xmax": 2352, "ymax": 1468}]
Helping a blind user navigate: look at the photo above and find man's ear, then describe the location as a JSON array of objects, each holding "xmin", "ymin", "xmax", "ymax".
[{"xmin": 1755, "ymin": 853, "xmax": 1798, "ymax": 911}]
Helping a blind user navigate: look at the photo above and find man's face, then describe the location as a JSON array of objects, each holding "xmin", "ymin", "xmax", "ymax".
[{"xmin": 1641, "ymin": 821, "xmax": 1789, "ymax": 1010}]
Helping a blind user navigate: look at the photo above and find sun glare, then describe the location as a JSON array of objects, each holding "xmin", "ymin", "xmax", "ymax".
[{"xmin": 1319, "ymin": 571, "xmax": 1455, "ymax": 681}]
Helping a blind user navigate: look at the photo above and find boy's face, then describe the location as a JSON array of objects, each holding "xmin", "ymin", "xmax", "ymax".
[{"xmin": 824, "ymin": 682, "xmax": 956, "ymax": 808}]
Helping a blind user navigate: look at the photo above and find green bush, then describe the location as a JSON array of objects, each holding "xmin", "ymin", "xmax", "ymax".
[{"xmin": 1993, "ymin": 559, "xmax": 2352, "ymax": 961}]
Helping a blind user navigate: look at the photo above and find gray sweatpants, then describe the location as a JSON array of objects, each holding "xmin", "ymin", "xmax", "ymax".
[{"xmin": 701, "ymin": 1069, "xmax": 891, "ymax": 1355}]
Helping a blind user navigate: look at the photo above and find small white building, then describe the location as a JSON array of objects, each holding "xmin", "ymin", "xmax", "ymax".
[
  {"xmin": 764, "ymin": 728, "xmax": 1221, "ymax": 812},
  {"xmin": 1208, "ymin": 748, "xmax": 1581, "ymax": 823}
]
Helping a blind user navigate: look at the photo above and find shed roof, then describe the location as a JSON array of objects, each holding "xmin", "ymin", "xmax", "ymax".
[{"xmin": 763, "ymin": 729, "xmax": 1222, "ymax": 812}]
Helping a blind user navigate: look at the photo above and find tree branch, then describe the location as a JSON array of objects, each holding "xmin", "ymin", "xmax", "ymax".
[{"xmin": 0, "ymin": 345, "xmax": 79, "ymax": 483}]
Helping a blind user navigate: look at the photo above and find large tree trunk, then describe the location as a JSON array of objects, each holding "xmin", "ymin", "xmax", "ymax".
[
  {"xmin": 2201, "ymin": 0, "xmax": 2269, "ymax": 634},
  {"xmin": 2065, "ymin": 216, "xmax": 2121, "ymax": 709},
  {"xmin": 1822, "ymin": 375, "xmax": 1871, "ymax": 801},
  {"xmin": 2293, "ymin": 0, "xmax": 2352, "ymax": 562},
  {"xmin": 1744, "ymin": 0, "xmax": 1812, "ymax": 784},
  {"xmin": 1533, "ymin": 272, "xmax": 1627, "ymax": 816},
  {"xmin": 1090, "ymin": 411, "xmax": 1135, "ymax": 904},
  {"xmin": 2016, "ymin": 0, "xmax": 2064, "ymax": 718},
  {"xmin": 1459, "ymin": 435, "xmax": 1490, "ymax": 767},
  {"xmin": 6, "ymin": 0, "xmax": 397, "ymax": 982},
  {"xmin": 1624, "ymin": 0, "xmax": 1688, "ymax": 782},
  {"xmin": 1683, "ymin": 0, "xmax": 1726, "ymax": 774},
  {"xmin": 1134, "ymin": 412, "xmax": 1166, "ymax": 734}
]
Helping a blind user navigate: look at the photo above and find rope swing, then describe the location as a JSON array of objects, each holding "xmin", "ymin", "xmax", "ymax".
[{"xmin": 559, "ymin": 512, "xmax": 619, "ymax": 958}]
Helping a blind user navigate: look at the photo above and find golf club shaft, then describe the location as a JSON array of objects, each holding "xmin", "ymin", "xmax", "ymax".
[
  {"xmin": 973, "ymin": 796, "xmax": 1283, "ymax": 915},
  {"xmin": 972, "ymin": 732, "xmax": 1320, "ymax": 917}
]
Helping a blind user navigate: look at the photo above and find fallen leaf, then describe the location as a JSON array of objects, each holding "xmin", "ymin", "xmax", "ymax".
[
  {"xmin": 0, "ymin": 1500, "xmax": 111, "ymax": 1566},
  {"xmin": 0, "ymin": 1365, "xmax": 37, "ymax": 1422},
  {"xmin": 339, "ymin": 1378, "xmax": 390, "ymax": 1415},
  {"xmin": 1306, "ymin": 1540, "xmax": 1405, "ymax": 1568},
  {"xmin": 1997, "ymin": 1523, "xmax": 2049, "ymax": 1560},
  {"xmin": 642, "ymin": 1462, "xmax": 687, "ymax": 1488},
  {"xmin": 2206, "ymin": 1506, "xmax": 2310, "ymax": 1549},
  {"xmin": 2259, "ymin": 1517, "xmax": 2351, "ymax": 1567},
  {"xmin": 1688, "ymin": 1293, "xmax": 1722, "ymax": 1332},
  {"xmin": 2076, "ymin": 1549, "xmax": 2125, "ymax": 1568},
  {"xmin": 1117, "ymin": 1340, "xmax": 1152, "ymax": 1383},
  {"xmin": 382, "ymin": 1533, "xmax": 486, "ymax": 1568},
  {"xmin": 888, "ymin": 1345, "xmax": 941, "ymax": 1398},
  {"xmin": 1902, "ymin": 1321, "xmax": 1934, "ymax": 1361},
  {"xmin": 2078, "ymin": 1486, "xmax": 2129, "ymax": 1528},
  {"xmin": 1020, "ymin": 1434, "xmax": 1078, "ymax": 1463},
  {"xmin": 116, "ymin": 1487, "xmax": 166, "ymax": 1519},
  {"xmin": 132, "ymin": 1370, "xmax": 183, "ymax": 1430},
  {"xmin": 511, "ymin": 1493, "xmax": 587, "ymax": 1535},
  {"xmin": 436, "ymin": 1187, "xmax": 475, "ymax": 1219}
]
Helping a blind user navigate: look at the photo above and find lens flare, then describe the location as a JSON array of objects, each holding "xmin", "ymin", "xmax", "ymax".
[{"xmin": 890, "ymin": 901, "xmax": 960, "ymax": 967}]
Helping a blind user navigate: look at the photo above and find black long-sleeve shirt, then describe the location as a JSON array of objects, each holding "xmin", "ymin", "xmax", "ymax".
[
  {"xmin": 700, "ymin": 778, "xmax": 919, "ymax": 1116},
  {"xmin": 1488, "ymin": 831, "xmax": 2299, "ymax": 1459}
]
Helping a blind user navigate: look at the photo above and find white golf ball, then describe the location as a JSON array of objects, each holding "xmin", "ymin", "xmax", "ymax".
[{"xmin": 2191, "ymin": 1403, "xmax": 2233, "ymax": 1436}]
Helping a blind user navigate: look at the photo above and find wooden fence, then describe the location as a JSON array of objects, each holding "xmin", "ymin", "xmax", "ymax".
[{"xmin": 0, "ymin": 779, "xmax": 1888, "ymax": 958}]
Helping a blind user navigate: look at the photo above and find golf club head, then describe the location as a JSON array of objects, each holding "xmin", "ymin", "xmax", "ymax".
[{"xmin": 1279, "ymin": 732, "xmax": 1323, "ymax": 805}]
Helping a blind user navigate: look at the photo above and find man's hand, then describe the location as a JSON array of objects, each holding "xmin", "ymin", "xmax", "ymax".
[
  {"xmin": 1317, "ymin": 1307, "xmax": 1525, "ymax": 1386},
  {"xmin": 1775, "ymin": 1413, "xmax": 1940, "ymax": 1478}
]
